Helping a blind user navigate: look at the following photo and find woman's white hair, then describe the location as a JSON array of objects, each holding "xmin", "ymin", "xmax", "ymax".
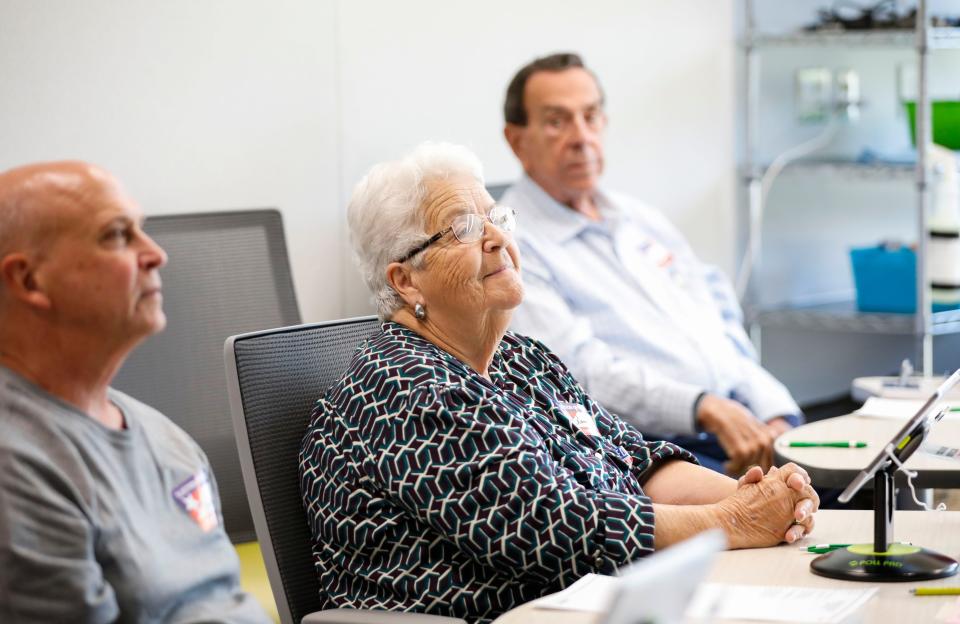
[{"xmin": 347, "ymin": 142, "xmax": 485, "ymax": 319}]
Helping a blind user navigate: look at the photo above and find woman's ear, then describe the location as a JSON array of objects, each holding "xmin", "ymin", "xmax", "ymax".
[{"xmin": 385, "ymin": 261, "xmax": 422, "ymax": 308}]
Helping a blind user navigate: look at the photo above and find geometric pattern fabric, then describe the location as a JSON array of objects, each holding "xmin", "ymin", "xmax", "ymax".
[{"xmin": 300, "ymin": 322, "xmax": 696, "ymax": 623}]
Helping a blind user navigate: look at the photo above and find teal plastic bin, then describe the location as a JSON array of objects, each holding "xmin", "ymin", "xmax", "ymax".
[{"xmin": 850, "ymin": 245, "xmax": 916, "ymax": 313}]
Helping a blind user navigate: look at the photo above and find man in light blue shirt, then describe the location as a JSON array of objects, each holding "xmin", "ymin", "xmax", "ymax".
[{"xmin": 501, "ymin": 53, "xmax": 802, "ymax": 475}]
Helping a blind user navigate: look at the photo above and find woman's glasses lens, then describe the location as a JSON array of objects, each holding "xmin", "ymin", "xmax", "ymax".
[
  {"xmin": 490, "ymin": 206, "xmax": 516, "ymax": 232},
  {"xmin": 450, "ymin": 206, "xmax": 517, "ymax": 244},
  {"xmin": 451, "ymin": 214, "xmax": 482, "ymax": 243}
]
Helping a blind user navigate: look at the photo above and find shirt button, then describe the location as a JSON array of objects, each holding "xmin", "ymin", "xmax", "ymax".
[
  {"xmin": 594, "ymin": 450, "xmax": 604, "ymax": 458},
  {"xmin": 595, "ymin": 557, "xmax": 604, "ymax": 567}
]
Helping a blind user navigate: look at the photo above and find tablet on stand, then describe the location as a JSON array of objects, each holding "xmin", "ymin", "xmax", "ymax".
[{"xmin": 811, "ymin": 370, "xmax": 960, "ymax": 581}]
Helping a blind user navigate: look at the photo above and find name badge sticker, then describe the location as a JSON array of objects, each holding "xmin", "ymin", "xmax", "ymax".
[
  {"xmin": 173, "ymin": 469, "xmax": 219, "ymax": 533},
  {"xmin": 611, "ymin": 445, "xmax": 634, "ymax": 468},
  {"xmin": 558, "ymin": 401, "xmax": 600, "ymax": 437},
  {"xmin": 639, "ymin": 238, "xmax": 674, "ymax": 270}
]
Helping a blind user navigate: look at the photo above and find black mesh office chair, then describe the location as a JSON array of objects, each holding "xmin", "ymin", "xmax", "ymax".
[
  {"xmin": 114, "ymin": 209, "xmax": 301, "ymax": 542},
  {"xmin": 224, "ymin": 317, "xmax": 465, "ymax": 624}
]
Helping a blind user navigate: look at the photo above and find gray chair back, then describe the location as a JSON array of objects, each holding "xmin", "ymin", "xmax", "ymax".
[
  {"xmin": 486, "ymin": 183, "xmax": 510, "ymax": 202},
  {"xmin": 224, "ymin": 316, "xmax": 381, "ymax": 624},
  {"xmin": 114, "ymin": 209, "xmax": 301, "ymax": 542}
]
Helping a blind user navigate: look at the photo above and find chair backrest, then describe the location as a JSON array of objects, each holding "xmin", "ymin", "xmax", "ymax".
[
  {"xmin": 224, "ymin": 316, "xmax": 381, "ymax": 624},
  {"xmin": 486, "ymin": 183, "xmax": 510, "ymax": 202},
  {"xmin": 113, "ymin": 209, "xmax": 301, "ymax": 542}
]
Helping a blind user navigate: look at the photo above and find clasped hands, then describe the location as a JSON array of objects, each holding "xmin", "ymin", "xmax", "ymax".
[{"xmin": 716, "ymin": 463, "xmax": 819, "ymax": 549}]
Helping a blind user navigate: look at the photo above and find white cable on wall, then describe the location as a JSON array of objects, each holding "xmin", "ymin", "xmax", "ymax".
[{"xmin": 736, "ymin": 120, "xmax": 841, "ymax": 301}]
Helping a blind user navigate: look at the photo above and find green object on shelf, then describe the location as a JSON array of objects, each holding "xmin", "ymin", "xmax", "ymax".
[{"xmin": 904, "ymin": 100, "xmax": 960, "ymax": 150}]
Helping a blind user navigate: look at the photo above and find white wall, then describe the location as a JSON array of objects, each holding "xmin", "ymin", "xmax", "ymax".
[{"xmin": 0, "ymin": 0, "xmax": 737, "ymax": 322}]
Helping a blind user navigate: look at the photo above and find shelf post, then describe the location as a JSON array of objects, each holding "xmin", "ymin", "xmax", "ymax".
[
  {"xmin": 743, "ymin": 0, "xmax": 763, "ymax": 351},
  {"xmin": 916, "ymin": 0, "xmax": 934, "ymax": 375}
]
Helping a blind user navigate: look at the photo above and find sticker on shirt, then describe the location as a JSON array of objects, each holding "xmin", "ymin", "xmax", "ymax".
[
  {"xmin": 558, "ymin": 401, "xmax": 600, "ymax": 437},
  {"xmin": 173, "ymin": 469, "xmax": 219, "ymax": 532},
  {"xmin": 611, "ymin": 445, "xmax": 634, "ymax": 468},
  {"xmin": 638, "ymin": 237, "xmax": 674, "ymax": 270}
]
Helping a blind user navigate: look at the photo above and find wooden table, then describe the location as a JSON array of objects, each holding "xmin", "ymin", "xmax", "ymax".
[
  {"xmin": 493, "ymin": 510, "xmax": 960, "ymax": 624},
  {"xmin": 773, "ymin": 414, "xmax": 960, "ymax": 489}
]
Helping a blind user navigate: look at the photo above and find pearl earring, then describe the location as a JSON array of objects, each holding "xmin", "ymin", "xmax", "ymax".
[{"xmin": 414, "ymin": 303, "xmax": 426, "ymax": 320}]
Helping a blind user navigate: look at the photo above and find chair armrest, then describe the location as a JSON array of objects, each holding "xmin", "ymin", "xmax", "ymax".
[{"xmin": 302, "ymin": 609, "xmax": 466, "ymax": 624}]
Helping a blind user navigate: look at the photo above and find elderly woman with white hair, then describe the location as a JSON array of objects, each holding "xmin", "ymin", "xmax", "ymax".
[{"xmin": 299, "ymin": 143, "xmax": 818, "ymax": 623}]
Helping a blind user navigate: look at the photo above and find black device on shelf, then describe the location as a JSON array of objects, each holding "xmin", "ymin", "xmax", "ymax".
[{"xmin": 804, "ymin": 1, "xmax": 960, "ymax": 32}]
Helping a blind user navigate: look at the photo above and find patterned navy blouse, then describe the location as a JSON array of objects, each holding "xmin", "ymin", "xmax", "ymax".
[{"xmin": 299, "ymin": 322, "xmax": 696, "ymax": 623}]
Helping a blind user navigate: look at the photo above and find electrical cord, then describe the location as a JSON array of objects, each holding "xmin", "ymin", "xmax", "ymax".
[
  {"xmin": 736, "ymin": 119, "xmax": 841, "ymax": 300},
  {"xmin": 883, "ymin": 442, "xmax": 947, "ymax": 511}
]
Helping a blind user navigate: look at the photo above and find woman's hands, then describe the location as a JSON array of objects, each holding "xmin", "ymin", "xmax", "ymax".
[{"xmin": 714, "ymin": 463, "xmax": 819, "ymax": 549}]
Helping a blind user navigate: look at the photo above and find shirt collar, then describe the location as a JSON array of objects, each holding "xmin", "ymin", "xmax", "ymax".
[
  {"xmin": 514, "ymin": 174, "xmax": 617, "ymax": 244},
  {"xmin": 382, "ymin": 321, "xmax": 510, "ymax": 388}
]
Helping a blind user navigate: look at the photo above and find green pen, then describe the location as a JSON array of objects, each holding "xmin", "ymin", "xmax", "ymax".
[
  {"xmin": 788, "ymin": 441, "xmax": 867, "ymax": 448},
  {"xmin": 800, "ymin": 543, "xmax": 851, "ymax": 554},
  {"xmin": 802, "ymin": 541, "xmax": 912, "ymax": 554}
]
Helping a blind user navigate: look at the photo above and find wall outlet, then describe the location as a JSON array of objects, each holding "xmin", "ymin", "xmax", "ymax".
[
  {"xmin": 795, "ymin": 67, "xmax": 833, "ymax": 123},
  {"xmin": 835, "ymin": 69, "xmax": 861, "ymax": 121}
]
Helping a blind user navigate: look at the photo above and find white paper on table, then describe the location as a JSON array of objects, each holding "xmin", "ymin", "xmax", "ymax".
[
  {"xmin": 853, "ymin": 376, "xmax": 960, "ymax": 401},
  {"xmin": 534, "ymin": 529, "xmax": 725, "ymax": 618},
  {"xmin": 934, "ymin": 596, "xmax": 960, "ymax": 623},
  {"xmin": 880, "ymin": 382, "xmax": 960, "ymax": 400},
  {"xmin": 923, "ymin": 439, "xmax": 960, "ymax": 463},
  {"xmin": 685, "ymin": 584, "xmax": 877, "ymax": 623},
  {"xmin": 533, "ymin": 573, "xmax": 617, "ymax": 613},
  {"xmin": 854, "ymin": 397, "xmax": 959, "ymax": 420}
]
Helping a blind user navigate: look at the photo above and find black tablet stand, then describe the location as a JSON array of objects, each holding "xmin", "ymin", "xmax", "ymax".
[{"xmin": 811, "ymin": 448, "xmax": 958, "ymax": 581}]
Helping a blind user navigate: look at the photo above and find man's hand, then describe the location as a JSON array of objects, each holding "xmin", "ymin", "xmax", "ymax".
[
  {"xmin": 765, "ymin": 416, "xmax": 794, "ymax": 439},
  {"xmin": 696, "ymin": 394, "xmax": 774, "ymax": 476}
]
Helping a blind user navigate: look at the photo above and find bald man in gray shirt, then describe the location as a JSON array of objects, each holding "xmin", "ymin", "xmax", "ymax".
[{"xmin": 0, "ymin": 161, "xmax": 269, "ymax": 623}]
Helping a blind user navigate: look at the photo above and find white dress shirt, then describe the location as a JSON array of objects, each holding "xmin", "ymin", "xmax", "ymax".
[{"xmin": 505, "ymin": 175, "xmax": 800, "ymax": 436}]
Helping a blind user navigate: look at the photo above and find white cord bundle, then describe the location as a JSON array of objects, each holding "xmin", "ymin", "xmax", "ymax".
[{"xmin": 882, "ymin": 442, "xmax": 947, "ymax": 511}]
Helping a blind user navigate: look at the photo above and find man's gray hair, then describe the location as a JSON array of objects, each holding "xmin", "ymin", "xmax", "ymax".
[
  {"xmin": 0, "ymin": 198, "xmax": 26, "ymax": 261},
  {"xmin": 0, "ymin": 171, "xmax": 62, "ymax": 298},
  {"xmin": 348, "ymin": 142, "xmax": 485, "ymax": 319},
  {"xmin": 0, "ymin": 198, "xmax": 23, "ymax": 303},
  {"xmin": 0, "ymin": 166, "xmax": 90, "ymax": 302}
]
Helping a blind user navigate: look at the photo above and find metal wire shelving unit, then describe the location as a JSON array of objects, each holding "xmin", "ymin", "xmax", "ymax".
[{"xmin": 743, "ymin": 0, "xmax": 958, "ymax": 376}]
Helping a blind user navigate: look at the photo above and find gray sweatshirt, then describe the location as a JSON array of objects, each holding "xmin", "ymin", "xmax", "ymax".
[{"xmin": 0, "ymin": 365, "xmax": 270, "ymax": 623}]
